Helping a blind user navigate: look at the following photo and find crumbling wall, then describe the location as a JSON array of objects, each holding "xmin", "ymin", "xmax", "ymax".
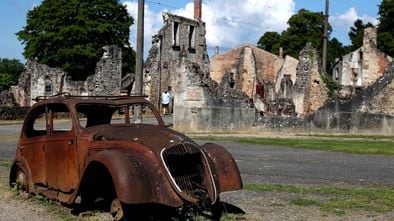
[
  {"xmin": 307, "ymin": 62, "xmax": 394, "ymax": 134},
  {"xmin": 210, "ymin": 44, "xmax": 284, "ymax": 88},
  {"xmin": 146, "ymin": 12, "xmax": 209, "ymax": 108},
  {"xmin": 334, "ymin": 27, "xmax": 392, "ymax": 98},
  {"xmin": 362, "ymin": 27, "xmax": 392, "ymax": 86},
  {"xmin": 16, "ymin": 45, "xmax": 122, "ymax": 106},
  {"xmin": 275, "ymin": 55, "xmax": 299, "ymax": 93},
  {"xmin": 366, "ymin": 62, "xmax": 394, "ymax": 115},
  {"xmin": 293, "ymin": 43, "xmax": 328, "ymax": 117},
  {"xmin": 91, "ymin": 45, "xmax": 122, "ymax": 96}
]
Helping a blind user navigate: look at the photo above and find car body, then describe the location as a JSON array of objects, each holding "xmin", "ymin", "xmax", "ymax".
[{"xmin": 9, "ymin": 95, "xmax": 242, "ymax": 219}]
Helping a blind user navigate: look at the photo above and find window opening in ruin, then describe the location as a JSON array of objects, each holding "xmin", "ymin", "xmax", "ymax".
[
  {"xmin": 229, "ymin": 73, "xmax": 235, "ymax": 88},
  {"xmin": 188, "ymin": 25, "xmax": 196, "ymax": 53},
  {"xmin": 334, "ymin": 69, "xmax": 339, "ymax": 81},
  {"xmin": 172, "ymin": 21, "xmax": 180, "ymax": 50},
  {"xmin": 44, "ymin": 79, "xmax": 53, "ymax": 96}
]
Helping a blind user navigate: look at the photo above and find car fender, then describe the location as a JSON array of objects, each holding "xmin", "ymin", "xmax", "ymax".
[
  {"xmin": 73, "ymin": 147, "xmax": 183, "ymax": 207},
  {"xmin": 201, "ymin": 143, "xmax": 243, "ymax": 193},
  {"xmin": 9, "ymin": 156, "xmax": 33, "ymax": 190}
]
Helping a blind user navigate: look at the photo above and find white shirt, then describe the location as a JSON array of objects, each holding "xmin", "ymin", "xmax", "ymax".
[{"xmin": 161, "ymin": 92, "xmax": 171, "ymax": 104}]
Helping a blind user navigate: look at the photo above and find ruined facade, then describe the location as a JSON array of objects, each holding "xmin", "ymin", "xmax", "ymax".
[
  {"xmin": 16, "ymin": 45, "xmax": 123, "ymax": 106},
  {"xmin": 293, "ymin": 43, "xmax": 328, "ymax": 116},
  {"xmin": 210, "ymin": 44, "xmax": 301, "ymax": 116},
  {"xmin": 333, "ymin": 27, "xmax": 392, "ymax": 98},
  {"xmin": 145, "ymin": 10, "xmax": 209, "ymax": 108}
]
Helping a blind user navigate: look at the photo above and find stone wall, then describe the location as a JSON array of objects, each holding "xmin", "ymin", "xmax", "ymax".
[
  {"xmin": 333, "ymin": 28, "xmax": 392, "ymax": 98},
  {"xmin": 306, "ymin": 62, "xmax": 394, "ymax": 134},
  {"xmin": 16, "ymin": 45, "xmax": 122, "ymax": 106},
  {"xmin": 293, "ymin": 43, "xmax": 328, "ymax": 117},
  {"xmin": 174, "ymin": 106, "xmax": 256, "ymax": 133},
  {"xmin": 145, "ymin": 12, "xmax": 209, "ymax": 109},
  {"xmin": 210, "ymin": 44, "xmax": 286, "ymax": 90}
]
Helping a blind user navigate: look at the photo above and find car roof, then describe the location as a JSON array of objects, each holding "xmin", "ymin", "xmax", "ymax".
[{"xmin": 31, "ymin": 94, "xmax": 151, "ymax": 107}]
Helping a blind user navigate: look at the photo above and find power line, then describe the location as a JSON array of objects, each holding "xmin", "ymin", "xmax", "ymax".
[
  {"xmin": 143, "ymin": 0, "xmax": 351, "ymax": 43},
  {"xmin": 144, "ymin": 0, "xmax": 289, "ymax": 31}
]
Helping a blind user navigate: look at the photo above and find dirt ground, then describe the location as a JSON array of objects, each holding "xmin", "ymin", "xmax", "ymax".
[{"xmin": 1, "ymin": 164, "xmax": 394, "ymax": 221}]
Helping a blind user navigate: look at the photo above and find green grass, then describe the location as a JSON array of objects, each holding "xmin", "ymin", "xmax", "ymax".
[
  {"xmin": 245, "ymin": 183, "xmax": 394, "ymax": 214},
  {"xmin": 0, "ymin": 161, "xmax": 12, "ymax": 167},
  {"xmin": 197, "ymin": 136, "xmax": 394, "ymax": 155}
]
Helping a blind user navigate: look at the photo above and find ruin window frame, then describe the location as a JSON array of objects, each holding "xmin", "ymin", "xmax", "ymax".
[
  {"xmin": 188, "ymin": 25, "xmax": 196, "ymax": 53},
  {"xmin": 44, "ymin": 79, "xmax": 53, "ymax": 96},
  {"xmin": 172, "ymin": 21, "xmax": 180, "ymax": 51}
]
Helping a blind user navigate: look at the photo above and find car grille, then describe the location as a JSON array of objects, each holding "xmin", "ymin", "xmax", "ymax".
[{"xmin": 161, "ymin": 142, "xmax": 208, "ymax": 198}]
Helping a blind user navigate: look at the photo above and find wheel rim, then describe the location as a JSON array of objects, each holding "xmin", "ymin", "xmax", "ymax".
[
  {"xmin": 16, "ymin": 169, "xmax": 28, "ymax": 191},
  {"xmin": 110, "ymin": 198, "xmax": 124, "ymax": 221}
]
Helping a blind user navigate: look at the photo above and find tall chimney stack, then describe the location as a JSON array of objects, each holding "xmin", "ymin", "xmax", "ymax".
[{"xmin": 194, "ymin": 0, "xmax": 202, "ymax": 21}]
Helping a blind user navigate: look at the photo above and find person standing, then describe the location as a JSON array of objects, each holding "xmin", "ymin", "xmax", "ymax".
[{"xmin": 161, "ymin": 90, "xmax": 171, "ymax": 114}]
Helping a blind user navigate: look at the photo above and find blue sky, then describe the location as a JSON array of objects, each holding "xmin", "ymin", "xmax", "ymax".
[{"xmin": 0, "ymin": 0, "xmax": 382, "ymax": 62}]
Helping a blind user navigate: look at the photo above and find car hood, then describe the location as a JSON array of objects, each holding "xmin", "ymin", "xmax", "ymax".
[{"xmin": 89, "ymin": 124, "xmax": 196, "ymax": 153}]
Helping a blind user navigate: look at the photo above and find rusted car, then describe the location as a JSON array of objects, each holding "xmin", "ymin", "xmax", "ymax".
[{"xmin": 9, "ymin": 94, "xmax": 242, "ymax": 220}]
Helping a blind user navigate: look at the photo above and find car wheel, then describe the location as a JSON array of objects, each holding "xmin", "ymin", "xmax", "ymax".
[
  {"xmin": 15, "ymin": 168, "xmax": 28, "ymax": 192},
  {"xmin": 110, "ymin": 198, "xmax": 127, "ymax": 221}
]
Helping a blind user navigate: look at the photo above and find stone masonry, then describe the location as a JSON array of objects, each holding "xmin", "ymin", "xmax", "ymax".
[
  {"xmin": 145, "ymin": 11, "xmax": 209, "ymax": 109},
  {"xmin": 332, "ymin": 27, "xmax": 392, "ymax": 98},
  {"xmin": 16, "ymin": 45, "xmax": 122, "ymax": 106},
  {"xmin": 293, "ymin": 43, "xmax": 328, "ymax": 117}
]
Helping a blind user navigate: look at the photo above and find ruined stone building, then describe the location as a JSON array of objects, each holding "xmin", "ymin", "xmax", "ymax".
[
  {"xmin": 293, "ymin": 43, "xmax": 328, "ymax": 116},
  {"xmin": 15, "ymin": 45, "xmax": 125, "ymax": 106},
  {"xmin": 332, "ymin": 27, "xmax": 392, "ymax": 98},
  {"xmin": 145, "ymin": 0, "xmax": 209, "ymax": 108}
]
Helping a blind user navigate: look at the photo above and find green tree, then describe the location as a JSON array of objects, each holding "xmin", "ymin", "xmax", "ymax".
[
  {"xmin": 0, "ymin": 58, "xmax": 24, "ymax": 91},
  {"xmin": 348, "ymin": 19, "xmax": 374, "ymax": 52},
  {"xmin": 257, "ymin": 31, "xmax": 281, "ymax": 54},
  {"xmin": 280, "ymin": 9, "xmax": 330, "ymax": 58},
  {"xmin": 378, "ymin": 0, "xmax": 394, "ymax": 56},
  {"xmin": 17, "ymin": 0, "xmax": 134, "ymax": 80}
]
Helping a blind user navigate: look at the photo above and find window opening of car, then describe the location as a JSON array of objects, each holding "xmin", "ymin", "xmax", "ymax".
[{"xmin": 26, "ymin": 104, "xmax": 72, "ymax": 137}]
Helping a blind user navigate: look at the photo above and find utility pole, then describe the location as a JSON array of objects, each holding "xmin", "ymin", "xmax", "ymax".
[
  {"xmin": 135, "ymin": 0, "xmax": 144, "ymax": 96},
  {"xmin": 134, "ymin": 0, "xmax": 144, "ymax": 122},
  {"xmin": 322, "ymin": 0, "xmax": 329, "ymax": 73}
]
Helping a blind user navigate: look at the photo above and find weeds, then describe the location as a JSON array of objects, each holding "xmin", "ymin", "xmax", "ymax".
[{"xmin": 245, "ymin": 183, "xmax": 394, "ymax": 214}]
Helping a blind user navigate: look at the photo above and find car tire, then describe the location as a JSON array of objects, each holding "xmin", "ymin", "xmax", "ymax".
[{"xmin": 15, "ymin": 167, "xmax": 28, "ymax": 192}]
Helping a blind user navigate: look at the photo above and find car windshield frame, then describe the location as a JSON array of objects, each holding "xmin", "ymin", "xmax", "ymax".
[{"xmin": 75, "ymin": 101, "xmax": 164, "ymax": 129}]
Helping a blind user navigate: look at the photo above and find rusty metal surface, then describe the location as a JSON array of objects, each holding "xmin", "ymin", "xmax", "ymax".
[{"xmin": 10, "ymin": 94, "xmax": 242, "ymax": 213}]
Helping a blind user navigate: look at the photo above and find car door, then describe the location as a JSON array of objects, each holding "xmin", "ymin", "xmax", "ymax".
[
  {"xmin": 20, "ymin": 105, "xmax": 48, "ymax": 187},
  {"xmin": 44, "ymin": 104, "xmax": 79, "ymax": 193}
]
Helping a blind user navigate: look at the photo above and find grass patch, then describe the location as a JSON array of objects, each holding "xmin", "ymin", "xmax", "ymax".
[
  {"xmin": 245, "ymin": 183, "xmax": 394, "ymax": 214},
  {"xmin": 290, "ymin": 198, "xmax": 319, "ymax": 206},
  {"xmin": 197, "ymin": 136, "xmax": 394, "ymax": 155},
  {"xmin": 0, "ymin": 161, "xmax": 12, "ymax": 167}
]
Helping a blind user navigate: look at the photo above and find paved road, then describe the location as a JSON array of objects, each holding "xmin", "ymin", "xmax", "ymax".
[
  {"xmin": 197, "ymin": 140, "xmax": 394, "ymax": 187},
  {"xmin": 1, "ymin": 123, "xmax": 394, "ymax": 187}
]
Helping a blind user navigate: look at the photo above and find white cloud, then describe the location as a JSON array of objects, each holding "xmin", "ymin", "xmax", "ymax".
[
  {"xmin": 123, "ymin": 0, "xmax": 295, "ymax": 56},
  {"xmin": 330, "ymin": 7, "xmax": 378, "ymax": 42}
]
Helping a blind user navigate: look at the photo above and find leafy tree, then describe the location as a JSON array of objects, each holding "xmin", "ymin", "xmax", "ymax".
[
  {"xmin": 257, "ymin": 31, "xmax": 281, "ymax": 54},
  {"xmin": 377, "ymin": 0, "xmax": 394, "ymax": 56},
  {"xmin": 348, "ymin": 19, "xmax": 374, "ymax": 52},
  {"xmin": 17, "ymin": 0, "xmax": 134, "ymax": 80},
  {"xmin": 0, "ymin": 58, "xmax": 24, "ymax": 91},
  {"xmin": 280, "ymin": 9, "xmax": 330, "ymax": 58},
  {"xmin": 326, "ymin": 37, "xmax": 345, "ymax": 74}
]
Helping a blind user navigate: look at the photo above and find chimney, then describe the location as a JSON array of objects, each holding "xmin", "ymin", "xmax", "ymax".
[
  {"xmin": 194, "ymin": 0, "xmax": 202, "ymax": 21},
  {"xmin": 363, "ymin": 27, "xmax": 377, "ymax": 48},
  {"xmin": 214, "ymin": 46, "xmax": 219, "ymax": 56}
]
